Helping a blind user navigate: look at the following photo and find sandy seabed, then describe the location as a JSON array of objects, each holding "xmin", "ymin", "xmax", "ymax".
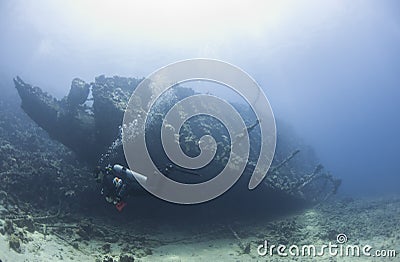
[{"xmin": 1, "ymin": 195, "xmax": 399, "ymax": 262}]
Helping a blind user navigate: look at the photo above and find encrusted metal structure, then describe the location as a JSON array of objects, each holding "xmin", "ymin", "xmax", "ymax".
[{"xmin": 14, "ymin": 76, "xmax": 341, "ymax": 203}]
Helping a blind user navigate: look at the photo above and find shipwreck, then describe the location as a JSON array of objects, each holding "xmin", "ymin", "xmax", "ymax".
[{"xmin": 14, "ymin": 75, "xmax": 341, "ymax": 207}]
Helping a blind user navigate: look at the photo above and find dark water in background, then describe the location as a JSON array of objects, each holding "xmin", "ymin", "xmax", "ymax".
[{"xmin": 0, "ymin": 0, "xmax": 399, "ymax": 201}]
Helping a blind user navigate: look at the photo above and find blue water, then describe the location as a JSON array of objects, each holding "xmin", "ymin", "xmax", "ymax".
[{"xmin": 0, "ymin": 0, "xmax": 399, "ymax": 198}]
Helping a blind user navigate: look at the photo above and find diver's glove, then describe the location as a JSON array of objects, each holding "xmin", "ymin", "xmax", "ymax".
[
  {"xmin": 105, "ymin": 196, "xmax": 113, "ymax": 203},
  {"xmin": 113, "ymin": 196, "xmax": 121, "ymax": 205},
  {"xmin": 105, "ymin": 196, "xmax": 121, "ymax": 205}
]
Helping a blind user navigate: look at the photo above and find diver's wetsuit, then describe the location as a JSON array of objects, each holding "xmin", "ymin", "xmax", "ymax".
[{"xmin": 101, "ymin": 165, "xmax": 137, "ymax": 211}]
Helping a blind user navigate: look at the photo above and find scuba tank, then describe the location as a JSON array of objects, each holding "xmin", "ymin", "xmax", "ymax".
[
  {"xmin": 113, "ymin": 164, "xmax": 148, "ymax": 185},
  {"xmin": 113, "ymin": 164, "xmax": 162, "ymax": 190}
]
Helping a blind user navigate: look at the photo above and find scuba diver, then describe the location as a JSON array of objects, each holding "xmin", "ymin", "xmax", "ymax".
[
  {"xmin": 96, "ymin": 164, "xmax": 148, "ymax": 212},
  {"xmin": 96, "ymin": 162, "xmax": 200, "ymax": 211}
]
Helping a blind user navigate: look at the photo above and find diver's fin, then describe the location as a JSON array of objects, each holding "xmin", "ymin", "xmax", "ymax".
[{"xmin": 115, "ymin": 201, "xmax": 127, "ymax": 212}]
